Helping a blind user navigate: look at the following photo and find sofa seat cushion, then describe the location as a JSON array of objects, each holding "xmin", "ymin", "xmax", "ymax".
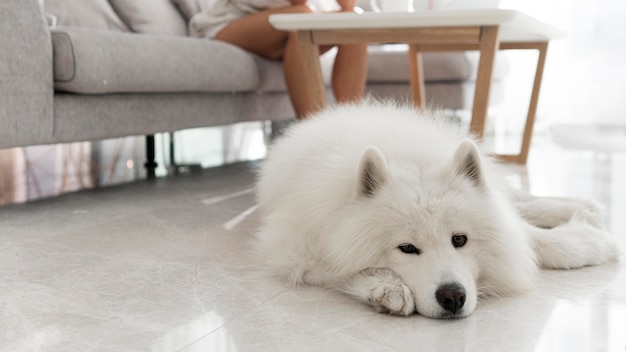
[
  {"xmin": 368, "ymin": 45, "xmax": 469, "ymax": 82},
  {"xmin": 253, "ymin": 51, "xmax": 335, "ymax": 93},
  {"xmin": 249, "ymin": 45, "xmax": 491, "ymax": 94},
  {"xmin": 51, "ymin": 27, "xmax": 259, "ymax": 94},
  {"xmin": 367, "ymin": 44, "xmax": 509, "ymax": 83},
  {"xmin": 172, "ymin": 0, "xmax": 214, "ymax": 21},
  {"xmin": 109, "ymin": 0, "xmax": 188, "ymax": 36}
]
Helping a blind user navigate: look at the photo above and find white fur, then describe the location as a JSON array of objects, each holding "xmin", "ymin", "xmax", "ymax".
[{"xmin": 254, "ymin": 101, "xmax": 620, "ymax": 319}]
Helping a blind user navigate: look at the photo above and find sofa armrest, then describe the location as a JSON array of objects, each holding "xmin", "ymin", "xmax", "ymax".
[{"xmin": 0, "ymin": 0, "xmax": 54, "ymax": 148}]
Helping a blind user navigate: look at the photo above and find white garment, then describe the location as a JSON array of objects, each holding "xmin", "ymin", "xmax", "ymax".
[{"xmin": 189, "ymin": 0, "xmax": 291, "ymax": 38}]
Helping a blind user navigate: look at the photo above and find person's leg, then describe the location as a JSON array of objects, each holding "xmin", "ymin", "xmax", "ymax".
[
  {"xmin": 332, "ymin": 43, "xmax": 368, "ymax": 104},
  {"xmin": 216, "ymin": 5, "xmax": 320, "ymax": 118},
  {"xmin": 282, "ymin": 28, "xmax": 316, "ymax": 118},
  {"xmin": 215, "ymin": 5, "xmax": 310, "ymax": 59},
  {"xmin": 216, "ymin": 6, "xmax": 367, "ymax": 118},
  {"xmin": 331, "ymin": 2, "xmax": 368, "ymax": 104}
]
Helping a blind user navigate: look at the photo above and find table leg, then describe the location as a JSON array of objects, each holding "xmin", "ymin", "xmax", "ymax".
[
  {"xmin": 494, "ymin": 42, "xmax": 550, "ymax": 164},
  {"xmin": 517, "ymin": 42, "xmax": 549, "ymax": 164},
  {"xmin": 296, "ymin": 31, "xmax": 328, "ymax": 115},
  {"xmin": 470, "ymin": 26, "xmax": 500, "ymax": 139},
  {"xmin": 408, "ymin": 45, "xmax": 426, "ymax": 109}
]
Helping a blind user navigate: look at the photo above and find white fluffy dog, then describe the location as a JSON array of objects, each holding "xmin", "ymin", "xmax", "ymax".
[{"xmin": 255, "ymin": 102, "xmax": 619, "ymax": 319}]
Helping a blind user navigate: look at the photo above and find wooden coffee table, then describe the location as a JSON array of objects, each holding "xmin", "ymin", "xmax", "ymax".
[{"xmin": 269, "ymin": 9, "xmax": 564, "ymax": 163}]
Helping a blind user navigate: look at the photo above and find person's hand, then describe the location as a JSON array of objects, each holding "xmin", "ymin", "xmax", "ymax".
[{"xmin": 336, "ymin": 0, "xmax": 357, "ymax": 11}]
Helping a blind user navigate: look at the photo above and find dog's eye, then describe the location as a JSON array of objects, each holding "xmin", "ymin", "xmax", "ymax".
[
  {"xmin": 451, "ymin": 234, "xmax": 468, "ymax": 248},
  {"xmin": 398, "ymin": 244, "xmax": 421, "ymax": 255}
]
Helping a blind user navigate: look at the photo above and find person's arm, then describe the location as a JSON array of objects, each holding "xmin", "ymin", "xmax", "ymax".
[{"xmin": 289, "ymin": 0, "xmax": 308, "ymax": 5}]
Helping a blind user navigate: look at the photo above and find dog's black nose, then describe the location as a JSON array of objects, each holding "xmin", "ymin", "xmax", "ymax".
[{"xmin": 436, "ymin": 283, "xmax": 466, "ymax": 314}]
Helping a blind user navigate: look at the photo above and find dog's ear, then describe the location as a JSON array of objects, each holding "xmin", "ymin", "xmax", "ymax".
[
  {"xmin": 356, "ymin": 146, "xmax": 389, "ymax": 198},
  {"xmin": 453, "ymin": 139, "xmax": 484, "ymax": 188}
]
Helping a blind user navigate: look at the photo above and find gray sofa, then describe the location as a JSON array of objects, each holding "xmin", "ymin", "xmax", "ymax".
[{"xmin": 0, "ymin": 0, "xmax": 506, "ymax": 159}]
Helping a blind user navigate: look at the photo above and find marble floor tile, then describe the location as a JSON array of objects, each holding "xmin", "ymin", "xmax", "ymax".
[{"xmin": 1, "ymin": 142, "xmax": 625, "ymax": 352}]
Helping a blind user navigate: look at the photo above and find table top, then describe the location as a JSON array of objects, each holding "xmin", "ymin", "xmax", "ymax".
[{"xmin": 269, "ymin": 9, "xmax": 565, "ymax": 43}]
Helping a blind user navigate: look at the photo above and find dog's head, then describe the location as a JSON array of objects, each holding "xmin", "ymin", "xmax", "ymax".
[{"xmin": 335, "ymin": 139, "xmax": 536, "ymax": 319}]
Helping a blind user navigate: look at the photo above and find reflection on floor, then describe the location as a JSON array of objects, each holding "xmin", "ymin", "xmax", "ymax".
[
  {"xmin": 0, "ymin": 121, "xmax": 268, "ymax": 206},
  {"xmin": 0, "ymin": 138, "xmax": 625, "ymax": 351}
]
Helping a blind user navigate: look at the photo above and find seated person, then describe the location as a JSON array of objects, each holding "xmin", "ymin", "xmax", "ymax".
[{"xmin": 190, "ymin": 0, "xmax": 368, "ymax": 118}]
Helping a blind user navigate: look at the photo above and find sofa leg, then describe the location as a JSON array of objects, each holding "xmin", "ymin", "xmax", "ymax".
[{"xmin": 144, "ymin": 135, "xmax": 157, "ymax": 179}]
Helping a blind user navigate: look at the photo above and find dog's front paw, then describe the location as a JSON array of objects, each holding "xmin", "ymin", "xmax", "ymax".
[
  {"xmin": 342, "ymin": 267, "xmax": 415, "ymax": 316},
  {"xmin": 369, "ymin": 279, "xmax": 415, "ymax": 316}
]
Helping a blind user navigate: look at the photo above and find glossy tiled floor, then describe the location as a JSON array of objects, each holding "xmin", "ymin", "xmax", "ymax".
[
  {"xmin": 1, "ymin": 137, "xmax": 625, "ymax": 352},
  {"xmin": 3, "ymin": 0, "xmax": 626, "ymax": 349}
]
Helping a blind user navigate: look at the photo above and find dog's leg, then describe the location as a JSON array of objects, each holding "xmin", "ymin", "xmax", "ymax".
[
  {"xmin": 511, "ymin": 189, "xmax": 605, "ymax": 229},
  {"xmin": 339, "ymin": 267, "xmax": 415, "ymax": 316},
  {"xmin": 526, "ymin": 213, "xmax": 620, "ymax": 269}
]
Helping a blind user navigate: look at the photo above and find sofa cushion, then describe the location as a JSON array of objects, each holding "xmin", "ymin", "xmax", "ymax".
[
  {"xmin": 44, "ymin": 0, "xmax": 129, "ymax": 31},
  {"xmin": 171, "ymin": 0, "xmax": 214, "ymax": 21},
  {"xmin": 366, "ymin": 45, "xmax": 509, "ymax": 82},
  {"xmin": 51, "ymin": 27, "xmax": 259, "ymax": 94},
  {"xmin": 253, "ymin": 51, "xmax": 334, "ymax": 93},
  {"xmin": 240, "ymin": 45, "xmax": 490, "ymax": 93},
  {"xmin": 171, "ymin": 0, "xmax": 334, "ymax": 20},
  {"xmin": 367, "ymin": 45, "xmax": 470, "ymax": 82},
  {"xmin": 109, "ymin": 0, "xmax": 188, "ymax": 36}
]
